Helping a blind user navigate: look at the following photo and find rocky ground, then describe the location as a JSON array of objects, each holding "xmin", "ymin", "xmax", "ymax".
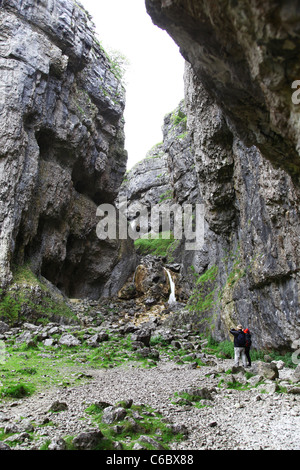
[{"xmin": 0, "ymin": 299, "xmax": 300, "ymax": 451}]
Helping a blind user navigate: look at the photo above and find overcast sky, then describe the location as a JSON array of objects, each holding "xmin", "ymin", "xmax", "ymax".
[{"xmin": 80, "ymin": 0, "xmax": 185, "ymax": 169}]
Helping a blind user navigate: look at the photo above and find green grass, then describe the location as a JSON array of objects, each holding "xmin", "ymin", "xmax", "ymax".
[
  {"xmin": 203, "ymin": 335, "xmax": 297, "ymax": 369},
  {"xmin": 171, "ymin": 391, "xmax": 211, "ymax": 409},
  {"xmin": 0, "ymin": 382, "xmax": 35, "ymax": 399},
  {"xmin": 0, "ymin": 264, "xmax": 76, "ymax": 325},
  {"xmin": 0, "ymin": 332, "xmax": 162, "ymax": 402},
  {"xmin": 39, "ymin": 401, "xmax": 185, "ymax": 451},
  {"xmin": 134, "ymin": 231, "xmax": 176, "ymax": 257},
  {"xmin": 82, "ymin": 402, "xmax": 183, "ymax": 450}
]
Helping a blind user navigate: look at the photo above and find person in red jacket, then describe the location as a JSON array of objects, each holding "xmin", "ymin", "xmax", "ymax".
[{"xmin": 243, "ymin": 328, "xmax": 252, "ymax": 367}]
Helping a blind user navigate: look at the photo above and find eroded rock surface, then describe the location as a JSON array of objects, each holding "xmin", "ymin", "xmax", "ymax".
[
  {"xmin": 0, "ymin": 0, "xmax": 134, "ymax": 298},
  {"xmin": 145, "ymin": 0, "xmax": 300, "ymax": 178}
]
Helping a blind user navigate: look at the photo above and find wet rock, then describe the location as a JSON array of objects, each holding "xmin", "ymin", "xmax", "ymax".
[
  {"xmin": 0, "ymin": 0, "xmax": 132, "ymax": 299},
  {"xmin": 145, "ymin": 0, "xmax": 300, "ymax": 352}
]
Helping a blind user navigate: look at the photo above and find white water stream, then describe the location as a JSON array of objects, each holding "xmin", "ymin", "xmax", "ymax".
[{"xmin": 164, "ymin": 268, "xmax": 177, "ymax": 307}]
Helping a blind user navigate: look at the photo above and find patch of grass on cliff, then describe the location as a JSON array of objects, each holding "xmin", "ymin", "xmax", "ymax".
[
  {"xmin": 134, "ymin": 231, "xmax": 176, "ymax": 257},
  {"xmin": 0, "ymin": 264, "xmax": 76, "ymax": 325}
]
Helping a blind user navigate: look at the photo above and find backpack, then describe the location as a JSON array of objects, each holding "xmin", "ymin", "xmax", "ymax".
[
  {"xmin": 245, "ymin": 334, "xmax": 252, "ymax": 348},
  {"xmin": 236, "ymin": 331, "xmax": 246, "ymax": 347}
]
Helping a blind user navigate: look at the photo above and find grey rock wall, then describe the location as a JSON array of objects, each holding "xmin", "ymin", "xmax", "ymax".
[
  {"xmin": 145, "ymin": 0, "xmax": 300, "ymax": 180},
  {"xmin": 184, "ymin": 64, "xmax": 300, "ymax": 351},
  {"xmin": 142, "ymin": 1, "xmax": 300, "ymax": 351},
  {"xmin": 0, "ymin": 0, "xmax": 133, "ymax": 299}
]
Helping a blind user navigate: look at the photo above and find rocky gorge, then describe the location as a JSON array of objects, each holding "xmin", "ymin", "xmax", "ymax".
[{"xmin": 0, "ymin": 0, "xmax": 300, "ymax": 452}]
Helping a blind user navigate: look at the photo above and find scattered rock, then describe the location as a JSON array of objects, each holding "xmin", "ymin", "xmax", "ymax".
[{"xmin": 138, "ymin": 435, "xmax": 165, "ymax": 450}]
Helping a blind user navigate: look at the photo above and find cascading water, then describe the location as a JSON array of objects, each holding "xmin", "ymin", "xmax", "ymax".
[{"xmin": 164, "ymin": 268, "xmax": 177, "ymax": 307}]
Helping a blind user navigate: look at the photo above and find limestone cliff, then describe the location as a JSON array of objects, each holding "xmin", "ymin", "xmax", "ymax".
[
  {"xmin": 0, "ymin": 0, "xmax": 134, "ymax": 299},
  {"xmin": 145, "ymin": 0, "xmax": 300, "ymax": 180},
  {"xmin": 141, "ymin": 0, "xmax": 300, "ymax": 351}
]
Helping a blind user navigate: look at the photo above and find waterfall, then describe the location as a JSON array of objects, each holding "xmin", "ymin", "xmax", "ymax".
[{"xmin": 164, "ymin": 268, "xmax": 177, "ymax": 307}]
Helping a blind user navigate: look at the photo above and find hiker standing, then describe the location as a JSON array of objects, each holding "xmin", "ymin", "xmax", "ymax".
[
  {"xmin": 230, "ymin": 325, "xmax": 247, "ymax": 368},
  {"xmin": 243, "ymin": 328, "xmax": 252, "ymax": 367}
]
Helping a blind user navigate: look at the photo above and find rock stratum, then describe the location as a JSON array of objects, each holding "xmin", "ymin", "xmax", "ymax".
[
  {"xmin": 122, "ymin": 0, "xmax": 300, "ymax": 351},
  {"xmin": 0, "ymin": 0, "xmax": 135, "ymax": 299}
]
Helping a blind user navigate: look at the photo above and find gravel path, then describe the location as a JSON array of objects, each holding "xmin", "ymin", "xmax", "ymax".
[{"xmin": 2, "ymin": 356, "xmax": 300, "ymax": 451}]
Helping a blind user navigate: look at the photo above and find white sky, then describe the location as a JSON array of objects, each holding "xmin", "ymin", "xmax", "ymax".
[{"xmin": 79, "ymin": 0, "xmax": 185, "ymax": 169}]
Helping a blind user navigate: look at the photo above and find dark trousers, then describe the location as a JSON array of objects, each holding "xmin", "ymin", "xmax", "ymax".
[{"xmin": 245, "ymin": 347, "xmax": 251, "ymax": 366}]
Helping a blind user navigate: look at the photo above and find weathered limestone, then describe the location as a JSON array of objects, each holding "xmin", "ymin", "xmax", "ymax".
[
  {"xmin": 0, "ymin": 0, "xmax": 134, "ymax": 298},
  {"xmin": 124, "ymin": 1, "xmax": 300, "ymax": 350}
]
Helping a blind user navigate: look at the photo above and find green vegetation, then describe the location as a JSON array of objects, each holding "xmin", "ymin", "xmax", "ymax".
[
  {"xmin": 204, "ymin": 335, "xmax": 298, "ymax": 369},
  {"xmin": 134, "ymin": 231, "xmax": 176, "ymax": 257},
  {"xmin": 170, "ymin": 390, "xmax": 211, "ymax": 409},
  {"xmin": 80, "ymin": 402, "xmax": 184, "ymax": 450},
  {"xmin": 177, "ymin": 131, "xmax": 188, "ymax": 140},
  {"xmin": 159, "ymin": 189, "xmax": 173, "ymax": 203},
  {"xmin": 38, "ymin": 401, "xmax": 184, "ymax": 451},
  {"xmin": 171, "ymin": 107, "xmax": 187, "ymax": 129},
  {"xmin": 107, "ymin": 49, "xmax": 129, "ymax": 83},
  {"xmin": 0, "ymin": 382, "xmax": 35, "ymax": 399},
  {"xmin": 0, "ymin": 264, "xmax": 76, "ymax": 325},
  {"xmin": 187, "ymin": 265, "xmax": 220, "ymax": 334},
  {"xmin": 186, "ymin": 248, "xmax": 256, "ymax": 334}
]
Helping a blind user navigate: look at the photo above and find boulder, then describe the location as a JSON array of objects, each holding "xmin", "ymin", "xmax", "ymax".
[
  {"xmin": 292, "ymin": 364, "xmax": 300, "ymax": 383},
  {"xmin": 72, "ymin": 429, "xmax": 104, "ymax": 451},
  {"xmin": 256, "ymin": 361, "xmax": 279, "ymax": 381},
  {"xmin": 48, "ymin": 437, "xmax": 67, "ymax": 451},
  {"xmin": 0, "ymin": 321, "xmax": 10, "ymax": 334},
  {"xmin": 58, "ymin": 334, "xmax": 81, "ymax": 347},
  {"xmin": 102, "ymin": 406, "xmax": 127, "ymax": 425},
  {"xmin": 49, "ymin": 401, "xmax": 68, "ymax": 413},
  {"xmin": 131, "ymin": 329, "xmax": 151, "ymax": 347}
]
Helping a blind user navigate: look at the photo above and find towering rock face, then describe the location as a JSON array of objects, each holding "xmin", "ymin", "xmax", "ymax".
[
  {"xmin": 145, "ymin": 0, "xmax": 300, "ymax": 180},
  {"xmin": 0, "ymin": 0, "xmax": 133, "ymax": 299},
  {"xmin": 184, "ymin": 64, "xmax": 300, "ymax": 351},
  {"xmin": 145, "ymin": 0, "xmax": 300, "ymax": 350}
]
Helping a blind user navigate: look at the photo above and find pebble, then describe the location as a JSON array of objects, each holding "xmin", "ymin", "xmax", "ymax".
[
  {"xmin": 0, "ymin": 306, "xmax": 300, "ymax": 451},
  {"xmin": 0, "ymin": 355, "xmax": 299, "ymax": 450}
]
